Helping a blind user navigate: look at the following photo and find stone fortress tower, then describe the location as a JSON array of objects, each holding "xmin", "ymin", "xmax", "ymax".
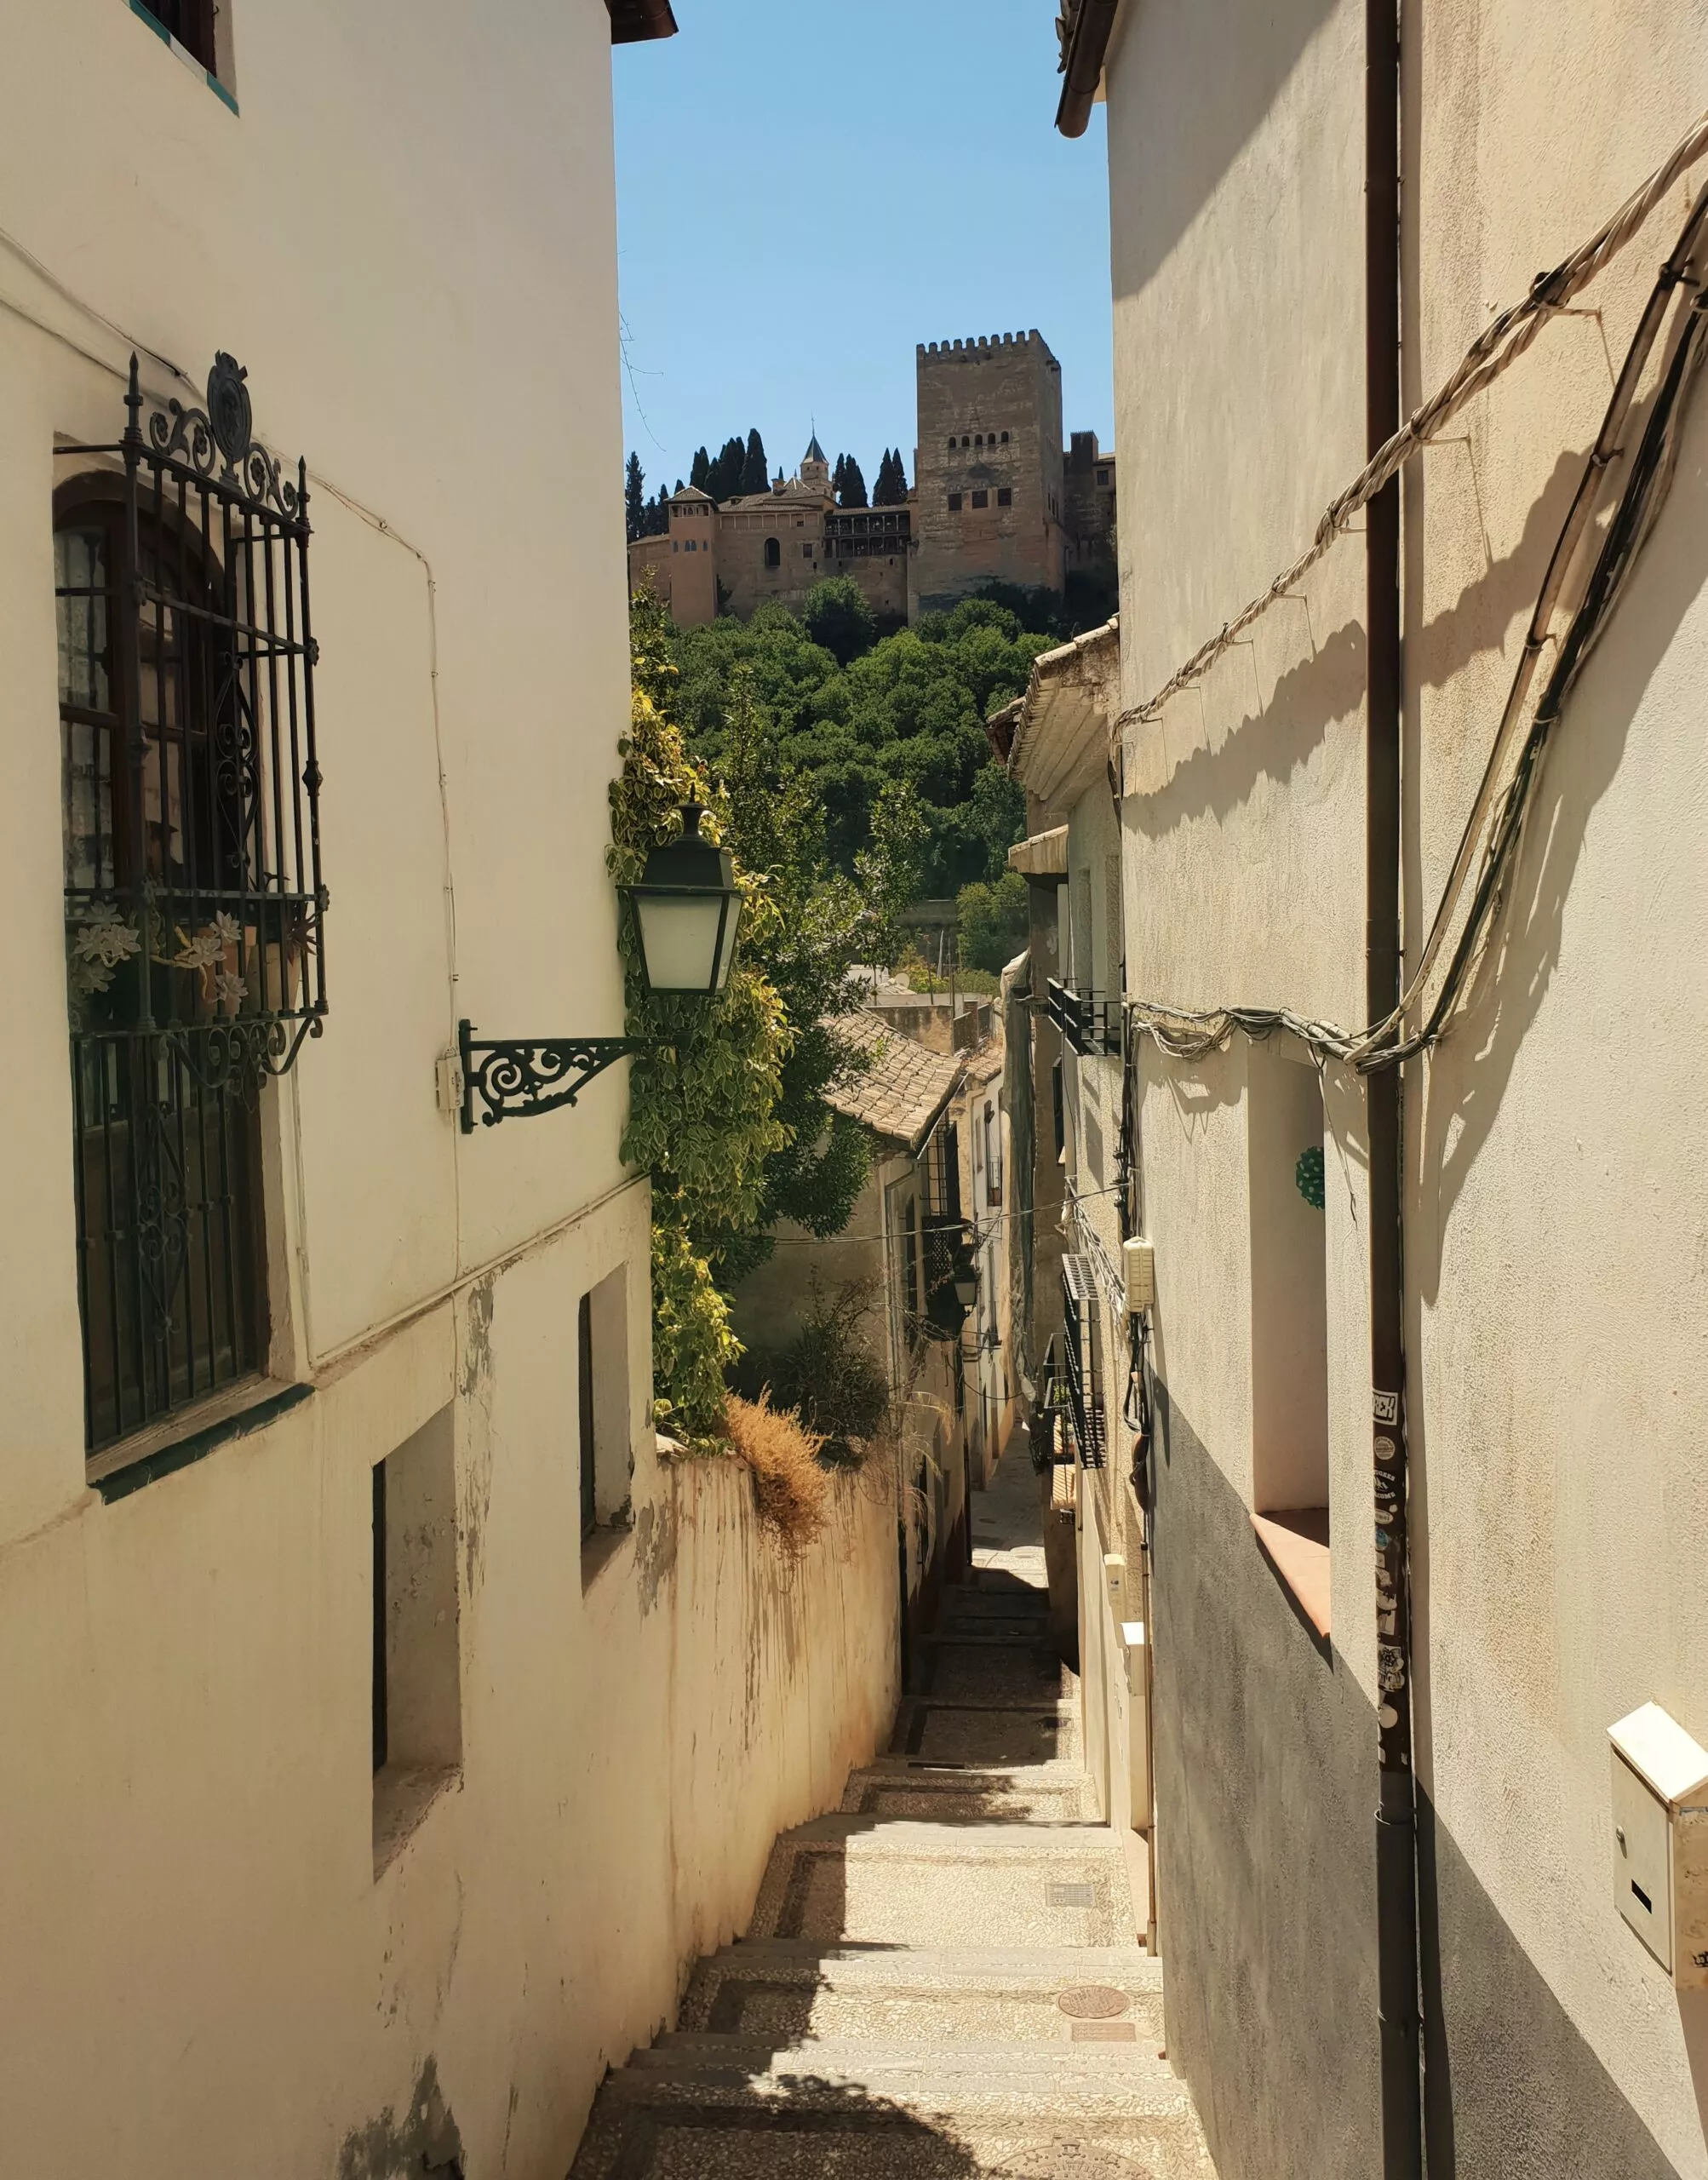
[
  {"xmin": 626, "ymin": 328, "xmax": 1113, "ymax": 630},
  {"xmin": 910, "ymin": 330, "xmax": 1068, "ymax": 615}
]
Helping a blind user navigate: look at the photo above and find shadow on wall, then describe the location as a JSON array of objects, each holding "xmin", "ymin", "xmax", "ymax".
[
  {"xmin": 1147, "ymin": 1377, "xmax": 1693, "ymax": 2180},
  {"xmin": 1106, "ymin": 0, "xmax": 1342, "ymax": 301},
  {"xmin": 1413, "ymin": 409, "xmax": 1708, "ymax": 1286},
  {"xmin": 1126, "ymin": 440, "xmax": 1595, "ymax": 843}
]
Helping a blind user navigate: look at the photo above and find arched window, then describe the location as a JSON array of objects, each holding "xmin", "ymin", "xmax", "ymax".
[
  {"xmin": 961, "ymin": 435, "xmax": 971, "ymax": 448},
  {"xmin": 764, "ymin": 536, "xmax": 782, "ymax": 569},
  {"xmin": 975, "ymin": 434, "xmax": 983, "ymax": 447},
  {"xmin": 946, "ymin": 437, "xmax": 956, "ymax": 451},
  {"xmin": 54, "ymin": 356, "xmax": 327, "ymax": 1460}
]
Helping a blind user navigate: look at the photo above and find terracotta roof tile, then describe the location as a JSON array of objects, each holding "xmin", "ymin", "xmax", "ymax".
[{"xmin": 824, "ymin": 1013, "xmax": 965, "ymax": 1154}]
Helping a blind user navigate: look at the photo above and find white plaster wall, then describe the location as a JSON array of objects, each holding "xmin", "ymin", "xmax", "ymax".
[
  {"xmin": 0, "ymin": 6, "xmax": 904, "ymax": 2175},
  {"xmin": 0, "ymin": 1197, "xmax": 900, "ymax": 2177},
  {"xmin": 1103, "ymin": 0, "xmax": 1708, "ymax": 2165},
  {"xmin": 1403, "ymin": 6, "xmax": 1708, "ymax": 2165}
]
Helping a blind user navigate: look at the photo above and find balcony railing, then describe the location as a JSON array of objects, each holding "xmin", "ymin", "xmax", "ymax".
[{"xmin": 1046, "ymin": 977, "xmax": 1121, "ymax": 1058}]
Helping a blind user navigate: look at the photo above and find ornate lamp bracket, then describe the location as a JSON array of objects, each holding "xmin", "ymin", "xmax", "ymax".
[{"xmin": 456, "ymin": 1020, "xmax": 643, "ymax": 1133}]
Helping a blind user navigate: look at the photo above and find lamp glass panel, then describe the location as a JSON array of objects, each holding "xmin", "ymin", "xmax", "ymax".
[
  {"xmin": 635, "ymin": 892, "xmax": 723, "ymax": 993},
  {"xmin": 712, "ymin": 894, "xmax": 743, "ymax": 992}
]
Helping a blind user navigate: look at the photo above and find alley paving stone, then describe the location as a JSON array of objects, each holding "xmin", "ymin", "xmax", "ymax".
[{"xmin": 569, "ymin": 1444, "xmax": 1215, "ymax": 2178}]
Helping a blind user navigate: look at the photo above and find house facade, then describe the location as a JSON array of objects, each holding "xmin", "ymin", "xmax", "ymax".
[
  {"xmin": 0, "ymin": 8, "xmax": 899, "ymax": 2177},
  {"xmin": 1047, "ymin": 3, "xmax": 1708, "ymax": 2178}
]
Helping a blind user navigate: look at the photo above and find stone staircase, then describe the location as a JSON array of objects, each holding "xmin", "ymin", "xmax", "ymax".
[{"xmin": 570, "ymin": 1449, "xmax": 1215, "ymax": 2177}]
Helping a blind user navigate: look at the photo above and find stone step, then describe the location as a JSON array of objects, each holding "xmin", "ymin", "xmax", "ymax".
[
  {"xmin": 680, "ymin": 1938, "xmax": 1161, "ymax": 2043},
  {"xmin": 627, "ymin": 2036, "xmax": 1169, "ymax": 2080},
  {"xmin": 840, "ymin": 1763, "xmax": 1094, "ymax": 1821},
  {"xmin": 694, "ymin": 1937, "xmax": 1158, "ymax": 1980},
  {"xmin": 748, "ymin": 1820, "xmax": 1135, "ymax": 1949},
  {"xmin": 571, "ymin": 2102, "xmax": 1217, "ymax": 2179},
  {"xmin": 597, "ymin": 2058, "xmax": 1198, "ymax": 2118},
  {"xmin": 891, "ymin": 1698, "xmax": 1080, "ymax": 1770}
]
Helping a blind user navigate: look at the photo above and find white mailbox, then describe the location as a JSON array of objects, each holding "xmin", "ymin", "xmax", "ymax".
[
  {"xmin": 1608, "ymin": 1702, "xmax": 1708, "ymax": 1988},
  {"xmin": 1123, "ymin": 1237, "xmax": 1155, "ymax": 1314}
]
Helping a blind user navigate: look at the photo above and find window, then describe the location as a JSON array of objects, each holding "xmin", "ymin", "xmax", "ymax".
[
  {"xmin": 971, "ymin": 490, "xmax": 989, "ymax": 510},
  {"xmin": 146, "ymin": 0, "xmax": 217, "ymax": 70},
  {"xmin": 984, "ymin": 1099, "xmax": 1002, "ymax": 1208},
  {"xmin": 997, "ymin": 487, "xmax": 1013, "ymax": 508},
  {"xmin": 579, "ymin": 1265, "xmax": 633, "ymax": 1569},
  {"xmin": 764, "ymin": 536, "xmax": 781, "ymax": 568},
  {"xmin": 961, "ymin": 435, "xmax": 971, "ymax": 448},
  {"xmin": 802, "ymin": 542, "xmax": 814, "ymax": 558},
  {"xmin": 1000, "ymin": 431, "xmax": 1010, "ymax": 445},
  {"xmin": 55, "ymin": 357, "xmax": 327, "ymax": 1461},
  {"xmin": 975, "ymin": 434, "xmax": 984, "ymax": 447},
  {"xmin": 372, "ymin": 1408, "xmax": 462, "ymax": 1873},
  {"xmin": 578, "ymin": 1294, "xmax": 597, "ymax": 1541},
  {"xmin": 1247, "ymin": 1042, "xmax": 1331, "ymax": 1631},
  {"xmin": 948, "ymin": 493, "xmax": 963, "ymax": 513},
  {"xmin": 1097, "ymin": 468, "xmax": 1110, "ymax": 487},
  {"xmin": 946, "ymin": 437, "xmax": 956, "ymax": 452}
]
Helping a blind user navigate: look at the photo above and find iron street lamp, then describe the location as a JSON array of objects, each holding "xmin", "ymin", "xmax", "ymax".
[{"xmin": 456, "ymin": 804, "xmax": 742, "ymax": 1131}]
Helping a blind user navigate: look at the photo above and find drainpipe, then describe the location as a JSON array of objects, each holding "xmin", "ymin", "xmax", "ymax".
[{"xmin": 1365, "ymin": 3, "xmax": 1422, "ymax": 2176}]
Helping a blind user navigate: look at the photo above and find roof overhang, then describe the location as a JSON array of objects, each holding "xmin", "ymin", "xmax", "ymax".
[
  {"xmin": 1007, "ymin": 825, "xmax": 1069, "ymax": 880},
  {"xmin": 1056, "ymin": 0, "xmax": 1120, "ymax": 138},
  {"xmin": 607, "ymin": 0, "xmax": 679, "ymax": 44},
  {"xmin": 1005, "ymin": 617, "xmax": 1120, "ymax": 811}
]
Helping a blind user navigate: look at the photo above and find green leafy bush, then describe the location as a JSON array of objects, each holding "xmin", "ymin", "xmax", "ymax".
[{"xmin": 956, "ymin": 869, "xmax": 1029, "ymax": 975}]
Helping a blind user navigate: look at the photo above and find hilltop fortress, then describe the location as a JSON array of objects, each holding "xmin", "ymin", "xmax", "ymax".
[{"xmin": 628, "ymin": 329, "xmax": 1115, "ymax": 627}]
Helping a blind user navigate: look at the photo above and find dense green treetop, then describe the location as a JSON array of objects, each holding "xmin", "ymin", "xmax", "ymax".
[
  {"xmin": 836, "ymin": 453, "xmax": 868, "ymax": 508},
  {"xmin": 741, "ymin": 428, "xmax": 770, "ymax": 496},
  {"xmin": 668, "ymin": 586, "xmax": 1040, "ymax": 896}
]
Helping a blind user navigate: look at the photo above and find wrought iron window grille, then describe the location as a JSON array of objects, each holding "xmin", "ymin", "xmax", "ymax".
[
  {"xmin": 1061, "ymin": 1255, "xmax": 1108, "ymax": 1469},
  {"xmin": 56, "ymin": 353, "xmax": 328, "ymax": 1456},
  {"xmin": 1046, "ymin": 976, "xmax": 1121, "ymax": 1058}
]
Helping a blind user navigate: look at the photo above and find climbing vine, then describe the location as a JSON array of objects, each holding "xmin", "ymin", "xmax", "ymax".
[{"xmin": 612, "ymin": 596, "xmax": 788, "ymax": 1436}]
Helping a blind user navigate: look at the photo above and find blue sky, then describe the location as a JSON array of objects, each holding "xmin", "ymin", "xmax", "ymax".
[{"xmin": 613, "ymin": 1, "xmax": 1113, "ymax": 500}]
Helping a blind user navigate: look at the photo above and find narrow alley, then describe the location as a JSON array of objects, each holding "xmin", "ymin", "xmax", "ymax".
[{"xmin": 572, "ymin": 1443, "xmax": 1213, "ymax": 2177}]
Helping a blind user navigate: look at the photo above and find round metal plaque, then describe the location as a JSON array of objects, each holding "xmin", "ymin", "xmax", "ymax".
[{"xmin": 1056, "ymin": 1984, "xmax": 1130, "ymax": 2020}]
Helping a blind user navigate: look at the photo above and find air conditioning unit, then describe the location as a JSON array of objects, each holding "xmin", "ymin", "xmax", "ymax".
[{"xmin": 1122, "ymin": 1237, "xmax": 1155, "ymax": 1314}]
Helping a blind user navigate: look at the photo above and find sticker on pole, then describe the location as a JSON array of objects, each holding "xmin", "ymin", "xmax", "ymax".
[{"xmin": 1373, "ymin": 1390, "xmax": 1399, "ymax": 1425}]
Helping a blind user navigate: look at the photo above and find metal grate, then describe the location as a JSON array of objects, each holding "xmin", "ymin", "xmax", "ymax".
[
  {"xmin": 1061, "ymin": 1255, "xmax": 1107, "ymax": 1469},
  {"xmin": 56, "ymin": 353, "xmax": 326, "ymax": 1455}
]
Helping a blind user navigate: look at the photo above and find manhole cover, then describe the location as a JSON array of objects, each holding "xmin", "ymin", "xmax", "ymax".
[{"xmin": 1057, "ymin": 1983, "xmax": 1131, "ymax": 2019}]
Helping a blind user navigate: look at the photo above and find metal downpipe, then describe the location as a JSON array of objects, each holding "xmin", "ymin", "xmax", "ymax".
[{"xmin": 1366, "ymin": 2, "xmax": 1423, "ymax": 2174}]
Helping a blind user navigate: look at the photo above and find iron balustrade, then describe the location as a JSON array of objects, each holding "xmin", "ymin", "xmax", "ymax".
[
  {"xmin": 1046, "ymin": 976, "xmax": 1121, "ymax": 1058},
  {"xmin": 56, "ymin": 353, "xmax": 327, "ymax": 1455},
  {"xmin": 1061, "ymin": 1254, "xmax": 1108, "ymax": 1469}
]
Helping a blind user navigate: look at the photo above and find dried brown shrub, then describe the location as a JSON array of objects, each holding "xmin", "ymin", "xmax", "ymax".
[{"xmin": 724, "ymin": 1391, "xmax": 830, "ymax": 1553}]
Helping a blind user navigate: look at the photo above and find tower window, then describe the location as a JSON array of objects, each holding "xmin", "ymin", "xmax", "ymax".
[
  {"xmin": 1001, "ymin": 432, "xmax": 1010, "ymax": 444},
  {"xmin": 971, "ymin": 490, "xmax": 989, "ymax": 510},
  {"xmin": 997, "ymin": 488, "xmax": 1012, "ymax": 508},
  {"xmin": 946, "ymin": 437, "xmax": 956, "ymax": 451},
  {"xmin": 764, "ymin": 536, "xmax": 781, "ymax": 569},
  {"xmin": 961, "ymin": 436, "xmax": 971, "ymax": 448},
  {"xmin": 948, "ymin": 493, "xmax": 963, "ymax": 513},
  {"xmin": 975, "ymin": 434, "xmax": 983, "ymax": 447}
]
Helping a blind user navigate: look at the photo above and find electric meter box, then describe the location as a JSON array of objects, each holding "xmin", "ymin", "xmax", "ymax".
[
  {"xmin": 1123, "ymin": 1238, "xmax": 1155, "ymax": 1314},
  {"xmin": 1608, "ymin": 1702, "xmax": 1708, "ymax": 1988}
]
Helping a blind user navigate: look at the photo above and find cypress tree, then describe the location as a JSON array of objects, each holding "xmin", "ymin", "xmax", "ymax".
[
  {"xmin": 832, "ymin": 454, "xmax": 848, "ymax": 502},
  {"xmin": 741, "ymin": 428, "xmax": 770, "ymax": 496},
  {"xmin": 838, "ymin": 455, "xmax": 868, "ymax": 509},
  {"xmin": 689, "ymin": 445, "xmax": 712, "ymax": 493},
  {"xmin": 625, "ymin": 452, "xmax": 646, "ymax": 542},
  {"xmin": 708, "ymin": 434, "xmax": 747, "ymax": 502}
]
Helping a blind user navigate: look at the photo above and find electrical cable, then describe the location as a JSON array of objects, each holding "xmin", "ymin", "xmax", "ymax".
[
  {"xmin": 1115, "ymin": 105, "xmax": 1708, "ymax": 736},
  {"xmin": 1124, "ymin": 180, "xmax": 1708, "ymax": 1076}
]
